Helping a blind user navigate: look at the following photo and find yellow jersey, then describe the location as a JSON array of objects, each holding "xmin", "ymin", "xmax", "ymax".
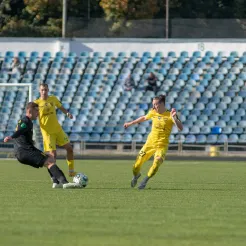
[
  {"xmin": 145, "ymin": 109, "xmax": 175, "ymax": 148},
  {"xmin": 34, "ymin": 95, "xmax": 62, "ymax": 134}
]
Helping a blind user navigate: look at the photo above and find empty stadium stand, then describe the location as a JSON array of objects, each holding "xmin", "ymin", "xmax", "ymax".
[{"xmin": 0, "ymin": 50, "xmax": 246, "ymax": 144}]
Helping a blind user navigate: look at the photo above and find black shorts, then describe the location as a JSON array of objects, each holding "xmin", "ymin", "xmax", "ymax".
[{"xmin": 15, "ymin": 147, "xmax": 49, "ymax": 168}]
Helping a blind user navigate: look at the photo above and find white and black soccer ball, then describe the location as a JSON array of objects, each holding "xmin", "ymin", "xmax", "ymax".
[{"xmin": 73, "ymin": 173, "xmax": 88, "ymax": 188}]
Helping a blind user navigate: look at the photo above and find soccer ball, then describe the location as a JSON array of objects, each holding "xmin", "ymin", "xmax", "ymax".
[{"xmin": 73, "ymin": 173, "xmax": 88, "ymax": 188}]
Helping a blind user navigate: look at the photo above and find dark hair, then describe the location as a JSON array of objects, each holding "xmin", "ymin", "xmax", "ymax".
[
  {"xmin": 153, "ymin": 94, "xmax": 166, "ymax": 105},
  {"xmin": 39, "ymin": 83, "xmax": 48, "ymax": 88},
  {"xmin": 26, "ymin": 102, "xmax": 38, "ymax": 110}
]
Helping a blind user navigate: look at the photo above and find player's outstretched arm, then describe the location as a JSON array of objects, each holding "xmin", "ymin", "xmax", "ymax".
[
  {"xmin": 124, "ymin": 116, "xmax": 147, "ymax": 128},
  {"xmin": 4, "ymin": 136, "xmax": 12, "ymax": 142},
  {"xmin": 171, "ymin": 108, "xmax": 183, "ymax": 131},
  {"xmin": 58, "ymin": 106, "xmax": 73, "ymax": 119}
]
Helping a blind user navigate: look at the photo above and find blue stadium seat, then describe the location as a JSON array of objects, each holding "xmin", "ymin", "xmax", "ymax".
[
  {"xmin": 100, "ymin": 133, "xmax": 110, "ymax": 142},
  {"xmin": 29, "ymin": 51, "xmax": 38, "ymax": 59},
  {"xmin": 239, "ymin": 134, "xmax": 246, "ymax": 143},
  {"xmin": 79, "ymin": 133, "xmax": 89, "ymax": 142},
  {"xmin": 142, "ymin": 52, "xmax": 151, "ymax": 58},
  {"xmin": 80, "ymin": 51, "xmax": 89, "ymax": 57},
  {"xmin": 110, "ymin": 133, "xmax": 121, "ymax": 142},
  {"xmin": 67, "ymin": 133, "xmax": 80, "ymax": 142},
  {"xmin": 167, "ymin": 51, "xmax": 175, "ymax": 57},
  {"xmin": 195, "ymin": 134, "xmax": 206, "ymax": 144},
  {"xmin": 5, "ymin": 51, "xmax": 14, "ymax": 58},
  {"xmin": 18, "ymin": 51, "xmax": 27, "ymax": 58},
  {"xmin": 121, "ymin": 134, "xmax": 132, "ymax": 142},
  {"xmin": 1, "ymin": 50, "xmax": 246, "ymax": 145},
  {"xmin": 71, "ymin": 125, "xmax": 82, "ymax": 133},
  {"xmin": 222, "ymin": 126, "xmax": 232, "ymax": 134},
  {"xmin": 184, "ymin": 134, "xmax": 196, "ymax": 144},
  {"xmin": 103, "ymin": 126, "xmax": 114, "ymax": 134},
  {"xmin": 228, "ymin": 134, "xmax": 238, "ymax": 143},
  {"xmin": 207, "ymin": 135, "xmax": 217, "ymax": 144},
  {"xmin": 205, "ymin": 51, "xmax": 213, "ymax": 57},
  {"xmin": 113, "ymin": 125, "xmax": 124, "ymax": 134},
  {"xmin": 227, "ymin": 121, "xmax": 237, "ymax": 129},
  {"xmin": 192, "ymin": 51, "xmax": 201, "ymax": 58},
  {"xmin": 189, "ymin": 126, "xmax": 200, "ymax": 134},
  {"xmin": 179, "ymin": 51, "xmax": 188, "ymax": 58},
  {"xmin": 55, "ymin": 51, "xmax": 64, "ymax": 58},
  {"xmin": 132, "ymin": 134, "xmax": 142, "ymax": 142},
  {"xmin": 88, "ymin": 133, "xmax": 100, "ymax": 142},
  {"xmin": 217, "ymin": 134, "xmax": 228, "ymax": 143},
  {"xmin": 211, "ymin": 126, "xmax": 222, "ymax": 134},
  {"xmin": 202, "ymin": 56, "xmax": 211, "ymax": 64}
]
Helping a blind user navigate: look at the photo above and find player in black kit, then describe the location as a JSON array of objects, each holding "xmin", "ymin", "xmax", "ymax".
[{"xmin": 4, "ymin": 102, "xmax": 81, "ymax": 189}]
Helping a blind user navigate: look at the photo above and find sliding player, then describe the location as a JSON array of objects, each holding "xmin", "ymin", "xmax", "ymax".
[{"xmin": 4, "ymin": 102, "xmax": 81, "ymax": 189}]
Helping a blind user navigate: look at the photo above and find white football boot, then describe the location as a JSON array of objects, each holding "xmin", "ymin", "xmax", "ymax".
[
  {"xmin": 63, "ymin": 182, "xmax": 82, "ymax": 189},
  {"xmin": 52, "ymin": 183, "xmax": 63, "ymax": 189}
]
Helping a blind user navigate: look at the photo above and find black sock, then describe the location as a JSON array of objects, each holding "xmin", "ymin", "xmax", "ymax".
[
  {"xmin": 49, "ymin": 165, "xmax": 68, "ymax": 184},
  {"xmin": 47, "ymin": 169, "xmax": 59, "ymax": 184}
]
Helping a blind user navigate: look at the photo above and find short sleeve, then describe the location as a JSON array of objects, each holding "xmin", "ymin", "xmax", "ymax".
[
  {"xmin": 33, "ymin": 98, "xmax": 39, "ymax": 105},
  {"xmin": 145, "ymin": 110, "xmax": 154, "ymax": 120},
  {"xmin": 53, "ymin": 96, "xmax": 62, "ymax": 108},
  {"xmin": 18, "ymin": 117, "xmax": 29, "ymax": 130},
  {"xmin": 19, "ymin": 120, "xmax": 28, "ymax": 130},
  {"xmin": 12, "ymin": 118, "xmax": 29, "ymax": 138}
]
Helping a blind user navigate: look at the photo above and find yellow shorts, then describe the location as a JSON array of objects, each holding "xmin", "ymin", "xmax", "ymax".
[
  {"xmin": 41, "ymin": 129, "xmax": 70, "ymax": 152},
  {"xmin": 137, "ymin": 143, "xmax": 168, "ymax": 162}
]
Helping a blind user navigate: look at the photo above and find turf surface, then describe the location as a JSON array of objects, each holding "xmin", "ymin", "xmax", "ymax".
[{"xmin": 0, "ymin": 159, "xmax": 246, "ymax": 246}]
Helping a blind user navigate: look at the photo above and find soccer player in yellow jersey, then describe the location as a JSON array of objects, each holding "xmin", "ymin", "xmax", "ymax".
[
  {"xmin": 34, "ymin": 83, "xmax": 76, "ymax": 180},
  {"xmin": 124, "ymin": 95, "xmax": 183, "ymax": 189}
]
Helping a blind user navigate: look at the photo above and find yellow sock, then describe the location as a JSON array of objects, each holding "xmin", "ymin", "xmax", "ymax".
[{"xmin": 67, "ymin": 159, "xmax": 74, "ymax": 172}]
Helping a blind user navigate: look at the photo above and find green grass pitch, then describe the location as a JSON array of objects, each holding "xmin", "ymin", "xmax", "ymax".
[{"xmin": 0, "ymin": 159, "xmax": 246, "ymax": 246}]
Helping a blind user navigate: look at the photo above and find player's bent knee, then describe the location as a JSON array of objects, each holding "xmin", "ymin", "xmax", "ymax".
[
  {"xmin": 43, "ymin": 158, "xmax": 54, "ymax": 169},
  {"xmin": 155, "ymin": 156, "xmax": 163, "ymax": 165},
  {"xmin": 47, "ymin": 156, "xmax": 55, "ymax": 165},
  {"xmin": 48, "ymin": 151, "xmax": 56, "ymax": 158}
]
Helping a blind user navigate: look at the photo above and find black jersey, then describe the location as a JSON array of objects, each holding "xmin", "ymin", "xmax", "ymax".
[{"xmin": 12, "ymin": 116, "xmax": 34, "ymax": 151}]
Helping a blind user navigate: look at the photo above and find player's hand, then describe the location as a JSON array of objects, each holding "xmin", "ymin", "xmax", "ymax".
[
  {"xmin": 4, "ymin": 136, "xmax": 12, "ymax": 143},
  {"xmin": 124, "ymin": 122, "xmax": 131, "ymax": 128},
  {"xmin": 67, "ymin": 113, "xmax": 73, "ymax": 119},
  {"xmin": 171, "ymin": 108, "xmax": 177, "ymax": 119}
]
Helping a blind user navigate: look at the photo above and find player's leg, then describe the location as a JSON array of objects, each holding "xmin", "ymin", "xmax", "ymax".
[
  {"xmin": 15, "ymin": 148, "xmax": 81, "ymax": 189},
  {"xmin": 44, "ymin": 156, "xmax": 68, "ymax": 185},
  {"xmin": 42, "ymin": 133, "xmax": 57, "ymax": 160},
  {"xmin": 42, "ymin": 132, "xmax": 59, "ymax": 184},
  {"xmin": 57, "ymin": 130, "xmax": 76, "ymax": 177},
  {"xmin": 47, "ymin": 169, "xmax": 60, "ymax": 188},
  {"xmin": 46, "ymin": 150, "xmax": 58, "ymax": 185},
  {"xmin": 138, "ymin": 147, "xmax": 168, "ymax": 190},
  {"xmin": 63, "ymin": 143, "xmax": 76, "ymax": 177},
  {"xmin": 131, "ymin": 145, "xmax": 155, "ymax": 187},
  {"xmin": 48, "ymin": 150, "xmax": 57, "ymax": 159},
  {"xmin": 43, "ymin": 156, "xmax": 82, "ymax": 189}
]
